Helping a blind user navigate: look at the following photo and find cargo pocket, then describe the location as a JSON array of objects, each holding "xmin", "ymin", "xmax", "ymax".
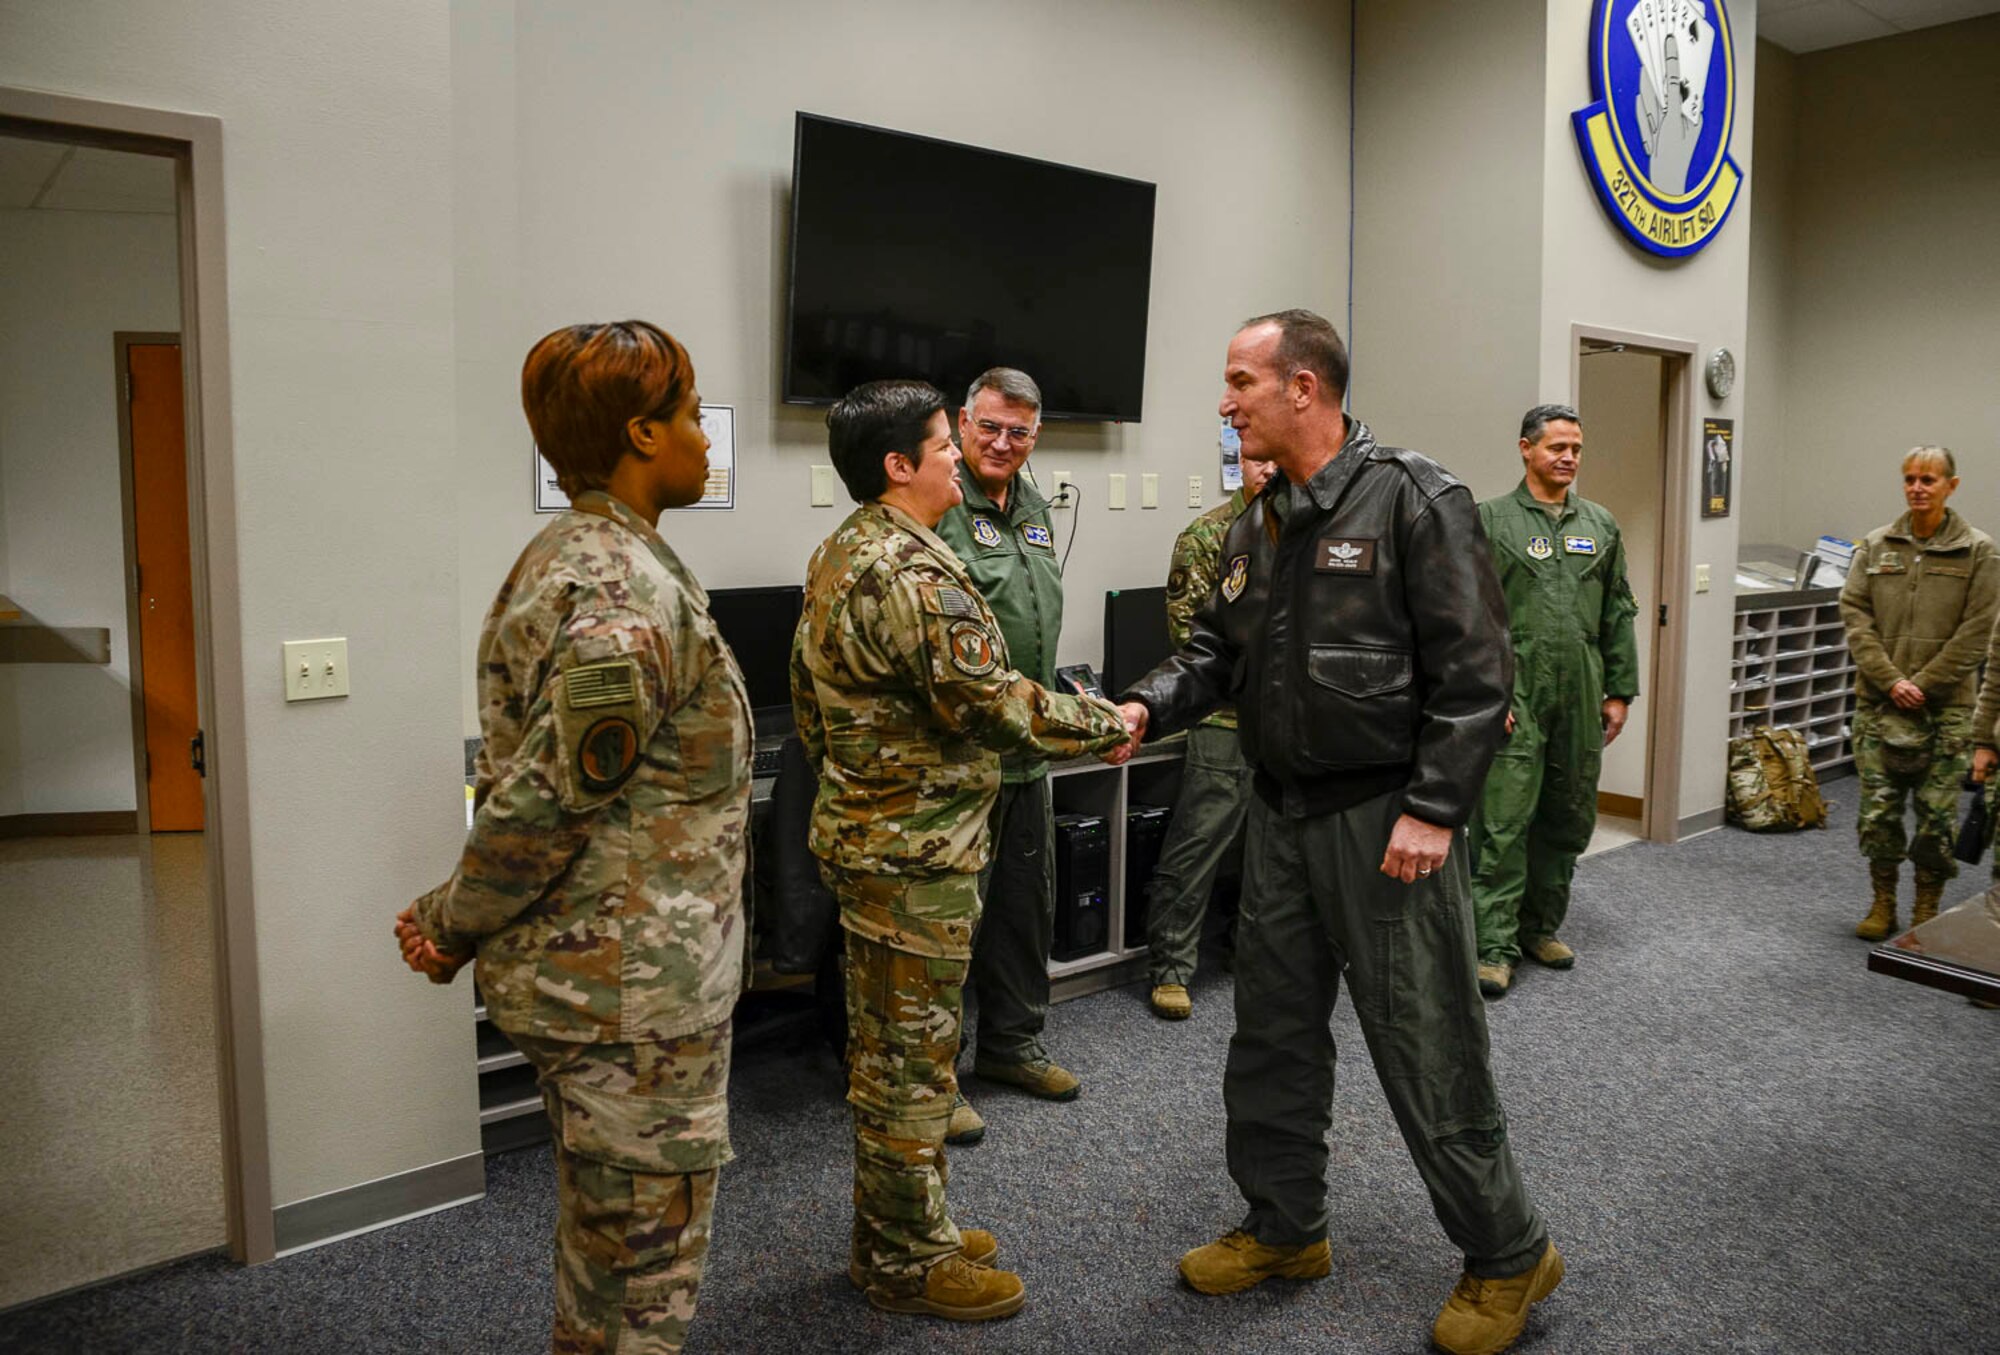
[
  {"xmin": 1366, "ymin": 874, "xmax": 1501, "ymax": 1137},
  {"xmin": 552, "ymin": 1078, "xmax": 732, "ymax": 1174}
]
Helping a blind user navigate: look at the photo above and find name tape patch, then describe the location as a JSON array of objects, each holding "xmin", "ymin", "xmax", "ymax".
[
  {"xmin": 1021, "ymin": 524, "xmax": 1054, "ymax": 549},
  {"xmin": 1316, "ymin": 538, "xmax": 1377, "ymax": 575},
  {"xmin": 1564, "ymin": 535, "xmax": 1598, "ymax": 556}
]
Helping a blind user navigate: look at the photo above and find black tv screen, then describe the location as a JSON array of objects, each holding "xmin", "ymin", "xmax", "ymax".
[
  {"xmin": 1104, "ymin": 586, "xmax": 1171, "ymax": 697},
  {"xmin": 784, "ymin": 113, "xmax": 1156, "ymax": 422}
]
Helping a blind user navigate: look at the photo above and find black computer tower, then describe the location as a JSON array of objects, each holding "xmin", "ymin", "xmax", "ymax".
[
  {"xmin": 1052, "ymin": 812, "xmax": 1110, "ymax": 961},
  {"xmin": 1123, "ymin": 802, "xmax": 1173, "ymax": 947}
]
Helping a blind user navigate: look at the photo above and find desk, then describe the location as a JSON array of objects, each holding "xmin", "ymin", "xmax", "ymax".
[{"xmin": 1867, "ymin": 886, "xmax": 2000, "ymax": 1002}]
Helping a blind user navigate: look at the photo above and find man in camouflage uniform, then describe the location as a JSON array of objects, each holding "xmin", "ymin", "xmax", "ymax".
[
  {"xmin": 791, "ymin": 379, "xmax": 1131, "ymax": 1321},
  {"xmin": 1842, "ymin": 445, "xmax": 1999, "ymax": 938},
  {"xmin": 1467, "ymin": 405, "xmax": 1640, "ymax": 998},
  {"xmin": 1142, "ymin": 454, "xmax": 1276, "ymax": 1019},
  {"xmin": 934, "ymin": 368, "xmax": 1073, "ymax": 1142},
  {"xmin": 397, "ymin": 321, "xmax": 750, "ymax": 1355}
]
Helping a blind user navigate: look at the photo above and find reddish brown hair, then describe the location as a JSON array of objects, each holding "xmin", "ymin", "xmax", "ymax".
[{"xmin": 521, "ymin": 321, "xmax": 693, "ymax": 497}]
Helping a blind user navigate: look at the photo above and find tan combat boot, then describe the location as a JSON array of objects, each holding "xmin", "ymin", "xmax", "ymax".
[
  {"xmin": 849, "ymin": 1228, "xmax": 997, "ymax": 1290},
  {"xmin": 1432, "ymin": 1241, "xmax": 1565, "ymax": 1355},
  {"xmin": 1151, "ymin": 983, "xmax": 1192, "ymax": 1020},
  {"xmin": 1855, "ymin": 862, "xmax": 1900, "ymax": 941},
  {"xmin": 1911, "ymin": 870, "xmax": 1946, "ymax": 927},
  {"xmin": 944, "ymin": 1092, "xmax": 985, "ymax": 1146},
  {"xmin": 1179, "ymin": 1230, "xmax": 1331, "ymax": 1295},
  {"xmin": 972, "ymin": 1055, "xmax": 1081, "ymax": 1101},
  {"xmin": 1477, "ymin": 960, "xmax": 1513, "ymax": 999},
  {"xmin": 865, "ymin": 1251, "xmax": 1024, "ymax": 1321}
]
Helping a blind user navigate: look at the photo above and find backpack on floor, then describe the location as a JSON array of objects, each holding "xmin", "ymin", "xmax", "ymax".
[{"xmin": 1725, "ymin": 725, "xmax": 1830, "ymax": 832}]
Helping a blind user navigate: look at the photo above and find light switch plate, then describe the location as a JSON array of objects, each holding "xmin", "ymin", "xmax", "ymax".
[
  {"xmin": 1187, "ymin": 475, "xmax": 1203, "ymax": 507},
  {"xmin": 284, "ymin": 637, "xmax": 350, "ymax": 702},
  {"xmin": 1107, "ymin": 473, "xmax": 1127, "ymax": 509},
  {"xmin": 1140, "ymin": 472, "xmax": 1159, "ymax": 508},
  {"xmin": 810, "ymin": 465, "xmax": 835, "ymax": 507},
  {"xmin": 1695, "ymin": 563, "xmax": 1711, "ymax": 594}
]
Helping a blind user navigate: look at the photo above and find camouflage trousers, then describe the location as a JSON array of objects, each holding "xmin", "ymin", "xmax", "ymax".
[
  {"xmin": 1853, "ymin": 702, "xmax": 1973, "ymax": 878},
  {"xmin": 509, "ymin": 1024, "xmax": 734, "ymax": 1355},
  {"xmin": 843, "ymin": 928, "xmax": 968, "ymax": 1294}
]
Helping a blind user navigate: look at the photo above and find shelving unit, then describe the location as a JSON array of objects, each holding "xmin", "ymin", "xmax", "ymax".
[
  {"xmin": 1046, "ymin": 740, "xmax": 1185, "ymax": 1001},
  {"xmin": 1730, "ymin": 587, "xmax": 1856, "ymax": 778}
]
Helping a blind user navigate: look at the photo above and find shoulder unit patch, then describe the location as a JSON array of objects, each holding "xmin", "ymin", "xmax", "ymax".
[
  {"xmin": 971, "ymin": 517, "xmax": 1003, "ymax": 548},
  {"xmin": 1220, "ymin": 554, "xmax": 1250, "ymax": 603}
]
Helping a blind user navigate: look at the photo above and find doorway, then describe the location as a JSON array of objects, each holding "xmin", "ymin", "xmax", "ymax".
[
  {"xmin": 118, "ymin": 333, "xmax": 205, "ymax": 833},
  {"xmin": 1573, "ymin": 327, "xmax": 1697, "ymax": 844},
  {"xmin": 0, "ymin": 98, "xmax": 262, "ymax": 1308}
]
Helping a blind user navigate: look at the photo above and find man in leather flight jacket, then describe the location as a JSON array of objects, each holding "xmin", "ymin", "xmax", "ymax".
[{"xmin": 1119, "ymin": 310, "xmax": 1563, "ymax": 1355}]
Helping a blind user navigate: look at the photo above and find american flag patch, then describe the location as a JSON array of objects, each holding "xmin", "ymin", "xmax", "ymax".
[{"xmin": 565, "ymin": 659, "xmax": 638, "ymax": 709}]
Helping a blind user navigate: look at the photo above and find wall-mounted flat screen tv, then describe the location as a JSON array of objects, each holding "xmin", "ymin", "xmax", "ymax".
[{"xmin": 784, "ymin": 113, "xmax": 1156, "ymax": 422}]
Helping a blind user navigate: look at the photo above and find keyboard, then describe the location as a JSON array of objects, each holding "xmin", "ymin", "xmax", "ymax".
[{"xmin": 753, "ymin": 744, "xmax": 783, "ymax": 778}]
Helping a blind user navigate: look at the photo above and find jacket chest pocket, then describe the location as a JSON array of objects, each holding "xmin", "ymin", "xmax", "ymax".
[
  {"xmin": 1302, "ymin": 644, "xmax": 1416, "ymax": 767},
  {"xmin": 662, "ymin": 652, "xmax": 753, "ymax": 799}
]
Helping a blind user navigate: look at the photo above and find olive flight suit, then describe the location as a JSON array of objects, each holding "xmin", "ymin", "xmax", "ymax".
[
  {"xmin": 935, "ymin": 463, "xmax": 1067, "ymax": 1066},
  {"xmin": 1469, "ymin": 482, "xmax": 1639, "ymax": 967}
]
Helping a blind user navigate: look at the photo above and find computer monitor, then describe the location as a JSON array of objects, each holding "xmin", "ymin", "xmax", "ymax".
[
  {"xmin": 1103, "ymin": 585, "xmax": 1170, "ymax": 697},
  {"xmin": 706, "ymin": 585, "xmax": 804, "ymax": 737}
]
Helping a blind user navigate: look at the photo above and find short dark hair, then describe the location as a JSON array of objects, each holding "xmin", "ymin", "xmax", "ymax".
[
  {"xmin": 827, "ymin": 380, "xmax": 947, "ymax": 503},
  {"xmin": 1520, "ymin": 404, "xmax": 1582, "ymax": 444},
  {"xmin": 521, "ymin": 321, "xmax": 692, "ymax": 498},
  {"xmin": 1241, "ymin": 308, "xmax": 1349, "ymax": 401}
]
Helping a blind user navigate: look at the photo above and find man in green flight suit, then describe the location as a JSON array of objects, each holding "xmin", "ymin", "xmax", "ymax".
[
  {"xmin": 791, "ymin": 379, "xmax": 1133, "ymax": 1322},
  {"xmin": 933, "ymin": 368, "xmax": 1075, "ymax": 1145},
  {"xmin": 1143, "ymin": 453, "xmax": 1276, "ymax": 1019},
  {"xmin": 1469, "ymin": 404, "xmax": 1641, "ymax": 998}
]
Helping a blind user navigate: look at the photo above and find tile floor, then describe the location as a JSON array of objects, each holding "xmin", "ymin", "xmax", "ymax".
[{"xmin": 0, "ymin": 833, "xmax": 225, "ymax": 1309}]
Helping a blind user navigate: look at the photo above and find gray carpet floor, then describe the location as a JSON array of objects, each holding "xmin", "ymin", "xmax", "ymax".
[{"xmin": 5, "ymin": 795, "xmax": 1998, "ymax": 1353}]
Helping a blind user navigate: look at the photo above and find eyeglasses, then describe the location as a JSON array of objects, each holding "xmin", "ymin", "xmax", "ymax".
[{"xmin": 972, "ymin": 418, "xmax": 1038, "ymax": 446}]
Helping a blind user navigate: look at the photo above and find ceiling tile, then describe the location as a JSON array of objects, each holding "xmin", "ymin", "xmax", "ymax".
[
  {"xmin": 1760, "ymin": 0, "xmax": 1900, "ymax": 51},
  {"xmin": 0, "ymin": 135, "xmax": 70, "ymax": 211},
  {"xmin": 1853, "ymin": 0, "xmax": 2000, "ymax": 27},
  {"xmin": 36, "ymin": 145, "xmax": 176, "ymax": 215}
]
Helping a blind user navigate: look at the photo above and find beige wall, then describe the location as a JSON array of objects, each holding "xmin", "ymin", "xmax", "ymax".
[
  {"xmin": 1538, "ymin": 0, "xmax": 1761, "ymax": 826},
  {"xmin": 453, "ymin": 0, "xmax": 1355, "ymax": 732},
  {"xmin": 1746, "ymin": 15, "xmax": 2000, "ymax": 551},
  {"xmin": 0, "ymin": 204, "xmax": 179, "ymax": 815},
  {"xmin": 1353, "ymin": 0, "xmax": 1547, "ymax": 484},
  {"xmin": 0, "ymin": 0, "xmax": 482, "ymax": 1211},
  {"xmin": 1740, "ymin": 38, "xmax": 1794, "ymax": 546}
]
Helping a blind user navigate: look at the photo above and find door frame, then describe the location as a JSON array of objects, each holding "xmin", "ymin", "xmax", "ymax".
[
  {"xmin": 1570, "ymin": 323, "xmax": 1697, "ymax": 844},
  {"xmin": 1, "ymin": 89, "xmax": 273, "ymax": 1264},
  {"xmin": 113, "ymin": 330, "xmax": 184, "ymax": 837}
]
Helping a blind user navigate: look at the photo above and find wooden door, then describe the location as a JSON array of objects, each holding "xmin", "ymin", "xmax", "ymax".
[{"xmin": 128, "ymin": 342, "xmax": 204, "ymax": 832}]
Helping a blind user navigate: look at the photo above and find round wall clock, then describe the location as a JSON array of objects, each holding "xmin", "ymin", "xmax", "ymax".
[{"xmin": 1705, "ymin": 347, "xmax": 1736, "ymax": 399}]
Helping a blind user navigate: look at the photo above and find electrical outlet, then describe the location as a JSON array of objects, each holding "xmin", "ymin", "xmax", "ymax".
[
  {"xmin": 1695, "ymin": 563, "xmax": 1711, "ymax": 594},
  {"xmin": 283, "ymin": 637, "xmax": 350, "ymax": 702},
  {"xmin": 1141, "ymin": 472, "xmax": 1159, "ymax": 508},
  {"xmin": 1051, "ymin": 470, "xmax": 1074, "ymax": 506},
  {"xmin": 1107, "ymin": 473, "xmax": 1127, "ymax": 510},
  {"xmin": 810, "ymin": 465, "xmax": 834, "ymax": 507},
  {"xmin": 1187, "ymin": 475, "xmax": 1203, "ymax": 507}
]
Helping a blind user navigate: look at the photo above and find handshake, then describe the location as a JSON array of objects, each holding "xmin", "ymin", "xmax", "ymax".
[{"xmin": 1098, "ymin": 700, "xmax": 1151, "ymax": 766}]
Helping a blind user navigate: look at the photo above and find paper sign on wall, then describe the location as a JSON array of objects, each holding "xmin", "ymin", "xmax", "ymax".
[{"xmin": 534, "ymin": 404, "xmax": 737, "ymax": 513}]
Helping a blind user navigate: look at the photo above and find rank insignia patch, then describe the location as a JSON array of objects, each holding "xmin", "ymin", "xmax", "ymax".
[
  {"xmin": 1021, "ymin": 524, "xmax": 1053, "ymax": 549},
  {"xmin": 1221, "ymin": 554, "xmax": 1250, "ymax": 602},
  {"xmin": 947, "ymin": 620, "xmax": 999, "ymax": 676},
  {"xmin": 971, "ymin": 517, "xmax": 1003, "ymax": 548},
  {"xmin": 577, "ymin": 716, "xmax": 640, "ymax": 793},
  {"xmin": 1564, "ymin": 535, "xmax": 1598, "ymax": 555},
  {"xmin": 1527, "ymin": 536, "xmax": 1554, "ymax": 560}
]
